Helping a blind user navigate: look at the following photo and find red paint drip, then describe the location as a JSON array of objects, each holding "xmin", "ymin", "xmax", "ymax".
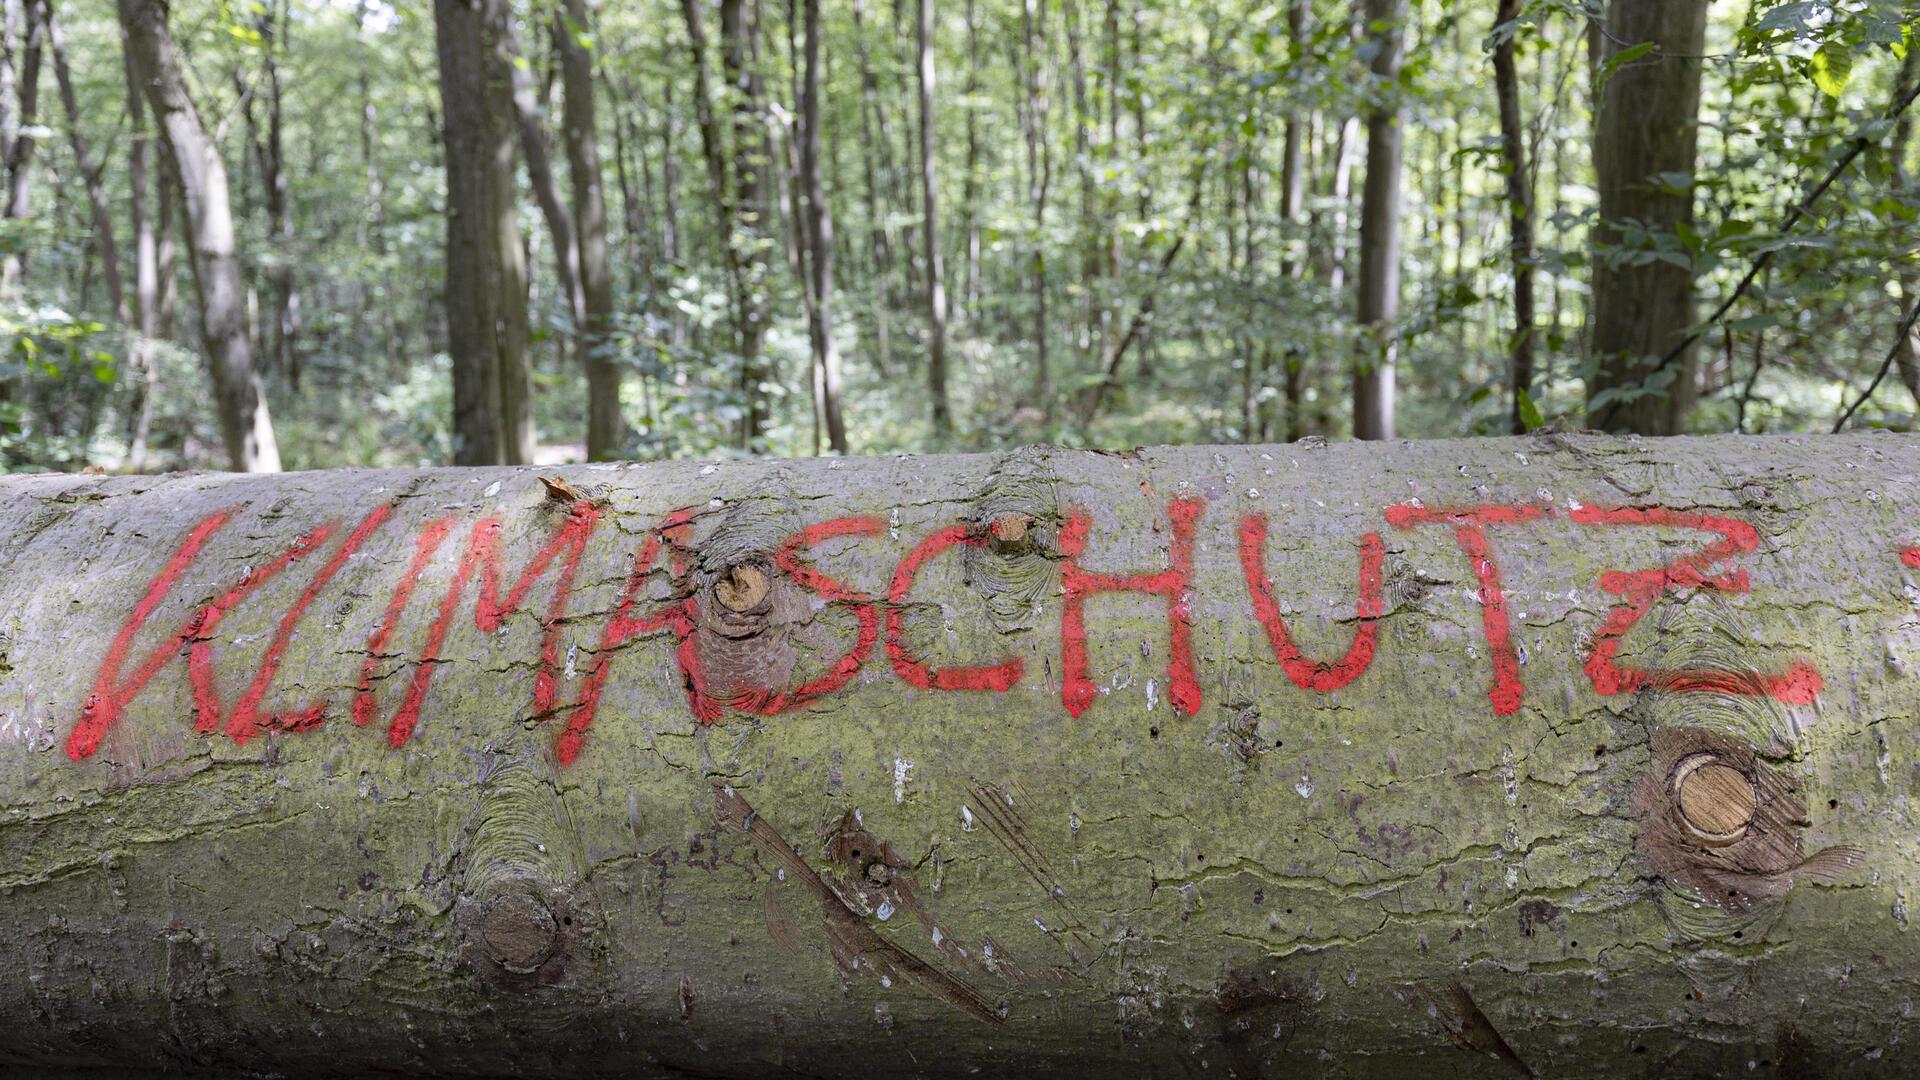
[
  {"xmin": 1239, "ymin": 514, "xmax": 1384, "ymax": 692},
  {"xmin": 553, "ymin": 509, "xmax": 702, "ymax": 765},
  {"xmin": 885, "ymin": 524, "xmax": 1023, "ymax": 692},
  {"xmin": 1570, "ymin": 504, "xmax": 1821, "ymax": 705},
  {"xmin": 357, "ymin": 500, "xmax": 601, "ymax": 749},
  {"xmin": 1059, "ymin": 496, "xmax": 1204, "ymax": 718},
  {"xmin": 1385, "ymin": 502, "xmax": 1551, "ymax": 715}
]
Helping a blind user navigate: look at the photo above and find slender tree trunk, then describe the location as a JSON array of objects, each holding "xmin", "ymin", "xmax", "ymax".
[
  {"xmin": 850, "ymin": 0, "xmax": 894, "ymax": 372},
  {"xmin": 1886, "ymin": 45, "xmax": 1920, "ymax": 412},
  {"xmin": 1587, "ymin": 0, "xmax": 1708, "ymax": 434},
  {"xmin": 799, "ymin": 0, "xmax": 846, "ymax": 453},
  {"xmin": 47, "ymin": 0, "xmax": 124, "ymax": 325},
  {"xmin": 556, "ymin": 0, "xmax": 624, "ymax": 460},
  {"xmin": 1, "ymin": 0, "xmax": 41, "ymax": 293},
  {"xmin": 961, "ymin": 0, "xmax": 980, "ymax": 322},
  {"xmin": 249, "ymin": 0, "xmax": 299, "ymax": 391},
  {"xmin": 1277, "ymin": 0, "xmax": 1306, "ymax": 444},
  {"xmin": 917, "ymin": 0, "xmax": 953, "ymax": 436},
  {"xmin": 1021, "ymin": 0, "xmax": 1052, "ymax": 417},
  {"xmin": 720, "ymin": 0, "xmax": 770, "ymax": 449},
  {"xmin": 119, "ymin": 0, "xmax": 281, "ymax": 471},
  {"xmin": 606, "ymin": 75, "xmax": 648, "ymax": 300},
  {"xmin": 1351, "ymin": 0, "xmax": 1404, "ymax": 442},
  {"xmin": 121, "ymin": 20, "xmax": 158, "ymax": 470},
  {"xmin": 156, "ymin": 139, "xmax": 177, "ymax": 338},
  {"xmin": 505, "ymin": 19, "xmax": 585, "ymax": 349},
  {"xmin": 432, "ymin": 0, "xmax": 530, "ymax": 465},
  {"xmin": 355, "ymin": 2, "xmax": 399, "ymax": 373},
  {"xmin": 1493, "ymin": 0, "xmax": 1535, "ymax": 433}
]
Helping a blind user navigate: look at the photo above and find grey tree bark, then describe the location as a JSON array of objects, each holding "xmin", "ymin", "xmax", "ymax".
[
  {"xmin": 799, "ymin": 0, "xmax": 847, "ymax": 454},
  {"xmin": 119, "ymin": 19, "xmax": 158, "ymax": 470},
  {"xmin": 1352, "ymin": 0, "xmax": 1404, "ymax": 442},
  {"xmin": 0, "ymin": 434, "xmax": 1911, "ymax": 1078},
  {"xmin": 433, "ymin": 0, "xmax": 532, "ymax": 466},
  {"xmin": 119, "ymin": 0, "xmax": 281, "ymax": 472},
  {"xmin": 556, "ymin": 0, "xmax": 623, "ymax": 461},
  {"xmin": 1492, "ymin": 0, "xmax": 1535, "ymax": 434},
  {"xmin": 918, "ymin": 0, "xmax": 953, "ymax": 437},
  {"xmin": 0, "ymin": 0, "xmax": 40, "ymax": 293},
  {"xmin": 1587, "ymin": 0, "xmax": 1708, "ymax": 435}
]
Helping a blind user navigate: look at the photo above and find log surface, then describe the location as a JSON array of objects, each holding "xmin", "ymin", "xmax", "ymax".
[{"xmin": 2, "ymin": 433, "xmax": 1917, "ymax": 1077}]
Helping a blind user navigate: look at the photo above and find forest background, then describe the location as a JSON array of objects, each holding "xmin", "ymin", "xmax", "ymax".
[{"xmin": 1, "ymin": 0, "xmax": 1915, "ymax": 471}]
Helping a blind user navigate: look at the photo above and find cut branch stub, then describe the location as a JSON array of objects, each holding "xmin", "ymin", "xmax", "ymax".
[
  {"xmin": 1671, "ymin": 754, "xmax": 1757, "ymax": 845},
  {"xmin": 714, "ymin": 560, "xmax": 772, "ymax": 614},
  {"xmin": 480, "ymin": 891, "xmax": 560, "ymax": 974},
  {"xmin": 1634, "ymin": 728, "xmax": 1863, "ymax": 914}
]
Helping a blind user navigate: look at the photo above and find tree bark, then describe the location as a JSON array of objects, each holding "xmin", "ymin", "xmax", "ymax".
[
  {"xmin": 0, "ymin": 433, "xmax": 1909, "ymax": 1076},
  {"xmin": 47, "ymin": 0, "xmax": 124, "ymax": 324},
  {"xmin": 1352, "ymin": 0, "xmax": 1404, "ymax": 442},
  {"xmin": 1, "ymin": 0, "xmax": 42, "ymax": 293},
  {"xmin": 1492, "ymin": 0, "xmax": 1535, "ymax": 433},
  {"xmin": 1587, "ymin": 0, "xmax": 1708, "ymax": 435},
  {"xmin": 433, "ymin": 0, "xmax": 532, "ymax": 466},
  {"xmin": 1277, "ymin": 0, "xmax": 1306, "ymax": 444},
  {"xmin": 120, "ymin": 18, "xmax": 158, "ymax": 470},
  {"xmin": 917, "ymin": 0, "xmax": 952, "ymax": 437},
  {"xmin": 1020, "ymin": 0, "xmax": 1052, "ymax": 416},
  {"xmin": 119, "ymin": 0, "xmax": 281, "ymax": 472},
  {"xmin": 253, "ymin": 0, "xmax": 299, "ymax": 391},
  {"xmin": 799, "ymin": 0, "xmax": 846, "ymax": 454},
  {"xmin": 555, "ymin": 0, "xmax": 624, "ymax": 460},
  {"xmin": 720, "ymin": 0, "xmax": 771, "ymax": 449}
]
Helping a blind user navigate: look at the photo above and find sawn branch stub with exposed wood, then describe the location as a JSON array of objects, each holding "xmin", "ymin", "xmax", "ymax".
[{"xmin": 0, "ymin": 434, "xmax": 1914, "ymax": 1077}]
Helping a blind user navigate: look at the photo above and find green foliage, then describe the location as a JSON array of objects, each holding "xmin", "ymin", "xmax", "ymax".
[{"xmin": 2, "ymin": 0, "xmax": 1918, "ymax": 468}]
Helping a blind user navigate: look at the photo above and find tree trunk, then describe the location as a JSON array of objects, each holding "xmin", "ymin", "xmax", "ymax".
[
  {"xmin": 1587, "ymin": 0, "xmax": 1708, "ymax": 435},
  {"xmin": 720, "ymin": 0, "xmax": 771, "ymax": 449},
  {"xmin": 0, "ymin": 433, "xmax": 1908, "ymax": 1077},
  {"xmin": 433, "ymin": 0, "xmax": 532, "ymax": 466},
  {"xmin": 119, "ymin": 0, "xmax": 281, "ymax": 472},
  {"xmin": 556, "ymin": 0, "xmax": 624, "ymax": 460},
  {"xmin": 121, "ymin": 18, "xmax": 158, "ymax": 470},
  {"xmin": 799, "ymin": 0, "xmax": 846, "ymax": 454},
  {"xmin": 254, "ymin": 0, "xmax": 299, "ymax": 391},
  {"xmin": 156, "ymin": 151, "xmax": 178, "ymax": 339},
  {"xmin": 961, "ymin": 0, "xmax": 981, "ymax": 322},
  {"xmin": 1277, "ymin": 0, "xmax": 1306, "ymax": 444},
  {"xmin": 1, "ymin": 0, "xmax": 42, "ymax": 293},
  {"xmin": 850, "ymin": 0, "xmax": 895, "ymax": 373},
  {"xmin": 1492, "ymin": 0, "xmax": 1535, "ymax": 433},
  {"xmin": 47, "ymin": 0, "xmax": 124, "ymax": 324},
  {"xmin": 1352, "ymin": 0, "xmax": 1404, "ymax": 442},
  {"xmin": 917, "ymin": 0, "xmax": 952, "ymax": 437},
  {"xmin": 1021, "ymin": 0, "xmax": 1052, "ymax": 417}
]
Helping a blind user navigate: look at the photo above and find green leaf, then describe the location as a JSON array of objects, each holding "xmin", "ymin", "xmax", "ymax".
[
  {"xmin": 1811, "ymin": 42, "xmax": 1853, "ymax": 97},
  {"xmin": 1599, "ymin": 41, "xmax": 1656, "ymax": 88},
  {"xmin": 1726, "ymin": 313, "xmax": 1781, "ymax": 332},
  {"xmin": 1516, "ymin": 388, "xmax": 1545, "ymax": 432},
  {"xmin": 1757, "ymin": 2, "xmax": 1819, "ymax": 33}
]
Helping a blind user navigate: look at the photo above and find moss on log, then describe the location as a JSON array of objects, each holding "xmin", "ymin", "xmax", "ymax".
[{"xmin": 2, "ymin": 433, "xmax": 1917, "ymax": 1077}]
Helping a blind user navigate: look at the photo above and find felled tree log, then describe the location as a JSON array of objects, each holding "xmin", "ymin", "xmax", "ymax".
[{"xmin": 2, "ymin": 433, "xmax": 1916, "ymax": 1078}]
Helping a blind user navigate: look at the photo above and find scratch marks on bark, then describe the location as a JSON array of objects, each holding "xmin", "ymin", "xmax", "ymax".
[
  {"xmin": 964, "ymin": 781, "xmax": 1096, "ymax": 965},
  {"xmin": 712, "ymin": 782, "xmax": 1003, "ymax": 1025}
]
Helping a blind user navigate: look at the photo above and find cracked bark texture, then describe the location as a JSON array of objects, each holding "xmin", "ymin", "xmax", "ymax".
[{"xmin": 0, "ymin": 433, "xmax": 1917, "ymax": 1078}]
